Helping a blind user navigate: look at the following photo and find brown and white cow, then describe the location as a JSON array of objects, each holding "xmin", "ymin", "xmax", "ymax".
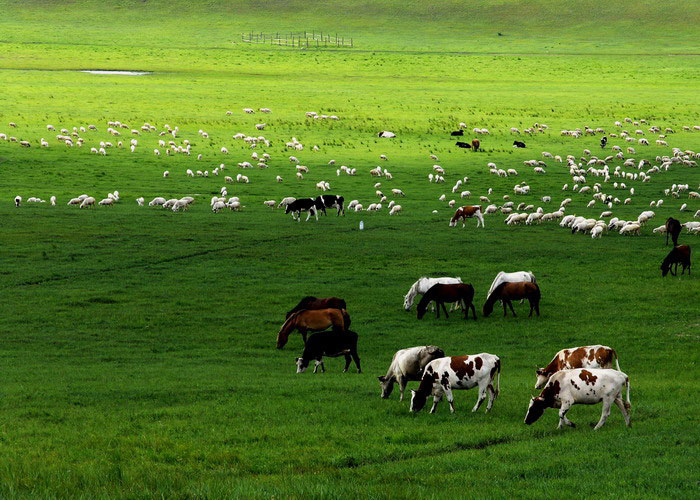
[
  {"xmin": 410, "ymin": 354, "xmax": 500, "ymax": 414},
  {"xmin": 525, "ymin": 368, "xmax": 631, "ymax": 430},
  {"xmin": 378, "ymin": 345, "xmax": 445, "ymax": 401},
  {"xmin": 535, "ymin": 345, "xmax": 619, "ymax": 389},
  {"xmin": 449, "ymin": 205, "xmax": 485, "ymax": 228}
]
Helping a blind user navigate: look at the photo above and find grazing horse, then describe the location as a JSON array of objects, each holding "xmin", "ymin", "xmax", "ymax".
[
  {"xmin": 665, "ymin": 217, "xmax": 682, "ymax": 246},
  {"xmin": 417, "ymin": 284, "xmax": 477, "ymax": 320},
  {"xmin": 483, "ymin": 282, "xmax": 540, "ymax": 317},
  {"xmin": 276, "ymin": 308, "xmax": 348, "ymax": 349},
  {"xmin": 486, "ymin": 271, "xmax": 536, "ymax": 299},
  {"xmin": 449, "ymin": 205, "xmax": 484, "ymax": 228},
  {"xmin": 286, "ymin": 296, "xmax": 348, "ymax": 319},
  {"xmin": 661, "ymin": 245, "xmax": 691, "ymax": 277},
  {"xmin": 403, "ymin": 277, "xmax": 462, "ymax": 311}
]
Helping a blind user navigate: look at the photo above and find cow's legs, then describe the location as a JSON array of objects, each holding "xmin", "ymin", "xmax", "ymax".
[
  {"xmin": 485, "ymin": 383, "xmax": 497, "ymax": 412},
  {"xmin": 470, "ymin": 302, "xmax": 477, "ymax": 320},
  {"xmin": 351, "ymin": 351, "xmax": 361, "ymax": 373},
  {"xmin": 399, "ymin": 376, "xmax": 408, "ymax": 401},
  {"xmin": 313, "ymin": 359, "xmax": 323, "ymax": 374},
  {"xmin": 429, "ymin": 391, "xmax": 442, "ymax": 413},
  {"xmin": 594, "ymin": 399, "xmax": 613, "ymax": 429},
  {"xmin": 472, "ymin": 382, "xmax": 488, "ymax": 412},
  {"xmin": 558, "ymin": 401, "xmax": 574, "ymax": 429},
  {"xmin": 614, "ymin": 397, "xmax": 631, "ymax": 427},
  {"xmin": 443, "ymin": 388, "xmax": 456, "ymax": 413}
]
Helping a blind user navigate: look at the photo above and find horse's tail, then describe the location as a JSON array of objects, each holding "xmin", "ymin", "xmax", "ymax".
[
  {"xmin": 493, "ymin": 357, "xmax": 501, "ymax": 396},
  {"xmin": 528, "ymin": 271, "xmax": 537, "ymax": 284},
  {"xmin": 624, "ymin": 376, "xmax": 631, "ymax": 409},
  {"xmin": 613, "ymin": 349, "xmax": 621, "ymax": 371}
]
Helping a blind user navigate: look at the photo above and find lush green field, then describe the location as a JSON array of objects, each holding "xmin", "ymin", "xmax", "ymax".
[{"xmin": 1, "ymin": 1, "xmax": 699, "ymax": 498}]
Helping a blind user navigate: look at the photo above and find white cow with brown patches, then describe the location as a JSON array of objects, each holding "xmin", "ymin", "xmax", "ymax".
[
  {"xmin": 535, "ymin": 345, "xmax": 620, "ymax": 389},
  {"xmin": 525, "ymin": 368, "xmax": 631, "ymax": 430},
  {"xmin": 410, "ymin": 354, "xmax": 500, "ymax": 414},
  {"xmin": 449, "ymin": 205, "xmax": 484, "ymax": 228}
]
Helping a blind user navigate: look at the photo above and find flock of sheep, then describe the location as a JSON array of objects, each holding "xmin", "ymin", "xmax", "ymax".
[{"xmin": 5, "ymin": 113, "xmax": 700, "ymax": 237}]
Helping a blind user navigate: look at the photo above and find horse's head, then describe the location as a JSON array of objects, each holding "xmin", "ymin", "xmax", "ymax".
[
  {"xmin": 416, "ymin": 304, "xmax": 427, "ymax": 319},
  {"xmin": 482, "ymin": 299, "xmax": 494, "ymax": 317},
  {"xmin": 661, "ymin": 261, "xmax": 670, "ymax": 277}
]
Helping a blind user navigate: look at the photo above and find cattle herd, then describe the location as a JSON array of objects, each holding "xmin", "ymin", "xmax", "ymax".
[{"xmin": 279, "ymin": 272, "xmax": 633, "ymax": 430}]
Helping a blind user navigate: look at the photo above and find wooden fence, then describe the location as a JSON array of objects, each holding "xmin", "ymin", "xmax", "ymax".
[{"xmin": 241, "ymin": 31, "xmax": 353, "ymax": 48}]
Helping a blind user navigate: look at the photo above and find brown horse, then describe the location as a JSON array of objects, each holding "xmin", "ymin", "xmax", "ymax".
[
  {"xmin": 286, "ymin": 296, "xmax": 348, "ymax": 320},
  {"xmin": 483, "ymin": 282, "xmax": 540, "ymax": 317},
  {"xmin": 276, "ymin": 308, "xmax": 348, "ymax": 349},
  {"xmin": 417, "ymin": 283, "xmax": 477, "ymax": 320}
]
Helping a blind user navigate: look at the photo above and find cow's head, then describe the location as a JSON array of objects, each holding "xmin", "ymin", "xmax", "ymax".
[
  {"xmin": 524, "ymin": 396, "xmax": 547, "ymax": 425},
  {"xmin": 295, "ymin": 357, "xmax": 309, "ymax": 373},
  {"xmin": 409, "ymin": 389, "xmax": 428, "ymax": 412},
  {"xmin": 285, "ymin": 204, "xmax": 292, "ymax": 214},
  {"xmin": 377, "ymin": 376, "xmax": 394, "ymax": 399},
  {"xmin": 534, "ymin": 368, "xmax": 551, "ymax": 389}
]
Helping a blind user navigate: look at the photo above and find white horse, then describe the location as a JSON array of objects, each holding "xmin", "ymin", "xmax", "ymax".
[
  {"xmin": 486, "ymin": 271, "xmax": 537, "ymax": 300},
  {"xmin": 404, "ymin": 277, "xmax": 463, "ymax": 311}
]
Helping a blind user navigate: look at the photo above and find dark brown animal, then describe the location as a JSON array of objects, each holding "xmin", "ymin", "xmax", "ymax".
[
  {"xmin": 276, "ymin": 308, "xmax": 348, "ymax": 349},
  {"xmin": 661, "ymin": 245, "xmax": 691, "ymax": 277},
  {"xmin": 665, "ymin": 217, "xmax": 682, "ymax": 246},
  {"xmin": 417, "ymin": 283, "xmax": 477, "ymax": 320},
  {"xmin": 471, "ymin": 138, "xmax": 480, "ymax": 151},
  {"xmin": 286, "ymin": 296, "xmax": 347, "ymax": 319},
  {"xmin": 483, "ymin": 281, "xmax": 540, "ymax": 317}
]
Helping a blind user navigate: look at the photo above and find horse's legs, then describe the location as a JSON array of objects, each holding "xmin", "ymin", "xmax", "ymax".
[
  {"xmin": 435, "ymin": 301, "xmax": 440, "ymax": 319},
  {"xmin": 441, "ymin": 302, "xmax": 449, "ymax": 319},
  {"xmin": 343, "ymin": 354, "xmax": 351, "ymax": 372},
  {"xmin": 535, "ymin": 299, "xmax": 540, "ymax": 316},
  {"xmin": 503, "ymin": 300, "xmax": 508, "ymax": 317},
  {"xmin": 300, "ymin": 329, "xmax": 308, "ymax": 344},
  {"xmin": 508, "ymin": 300, "xmax": 517, "ymax": 317},
  {"xmin": 529, "ymin": 299, "xmax": 534, "ymax": 317}
]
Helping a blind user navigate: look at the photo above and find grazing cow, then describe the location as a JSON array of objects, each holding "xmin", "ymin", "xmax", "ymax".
[
  {"xmin": 535, "ymin": 345, "xmax": 620, "ymax": 389},
  {"xmin": 471, "ymin": 139, "xmax": 480, "ymax": 151},
  {"xmin": 378, "ymin": 345, "xmax": 445, "ymax": 400},
  {"xmin": 450, "ymin": 130, "xmax": 464, "ymax": 136},
  {"xmin": 600, "ymin": 136, "xmax": 608, "ymax": 148},
  {"xmin": 315, "ymin": 194, "xmax": 345, "ymax": 216},
  {"xmin": 295, "ymin": 330, "xmax": 361, "ymax": 373},
  {"xmin": 661, "ymin": 245, "xmax": 691, "ymax": 277},
  {"xmin": 455, "ymin": 141, "xmax": 471, "ymax": 149},
  {"xmin": 410, "ymin": 354, "xmax": 501, "ymax": 414},
  {"xmin": 285, "ymin": 198, "xmax": 318, "ymax": 221},
  {"xmin": 513, "ymin": 140, "xmax": 527, "ymax": 148},
  {"xmin": 449, "ymin": 205, "xmax": 484, "ymax": 228},
  {"xmin": 377, "ymin": 131, "xmax": 396, "ymax": 138},
  {"xmin": 665, "ymin": 217, "xmax": 682, "ymax": 246},
  {"xmin": 525, "ymin": 368, "xmax": 631, "ymax": 430}
]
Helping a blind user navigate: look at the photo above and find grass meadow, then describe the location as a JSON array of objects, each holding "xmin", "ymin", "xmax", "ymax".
[{"xmin": 0, "ymin": 1, "xmax": 699, "ymax": 498}]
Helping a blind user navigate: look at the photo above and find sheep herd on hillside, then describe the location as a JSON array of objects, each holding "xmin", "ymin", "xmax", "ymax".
[{"xmin": 5, "ymin": 111, "xmax": 700, "ymax": 245}]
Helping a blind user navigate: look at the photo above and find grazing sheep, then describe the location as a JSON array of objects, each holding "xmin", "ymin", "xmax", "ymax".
[
  {"xmin": 212, "ymin": 201, "xmax": 226, "ymax": 213},
  {"xmin": 14, "ymin": 196, "xmax": 21, "ymax": 207},
  {"xmin": 79, "ymin": 197, "xmax": 96, "ymax": 209},
  {"xmin": 391, "ymin": 188, "xmax": 405, "ymax": 197},
  {"xmin": 263, "ymin": 200, "xmax": 276, "ymax": 208},
  {"xmin": 389, "ymin": 205, "xmax": 402, "ymax": 215},
  {"xmin": 149, "ymin": 197, "xmax": 166, "ymax": 207},
  {"xmin": 98, "ymin": 198, "xmax": 114, "ymax": 206}
]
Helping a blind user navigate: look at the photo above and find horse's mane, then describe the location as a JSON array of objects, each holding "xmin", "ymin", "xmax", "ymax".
[
  {"xmin": 485, "ymin": 282, "xmax": 509, "ymax": 306},
  {"xmin": 286, "ymin": 296, "xmax": 318, "ymax": 318},
  {"xmin": 404, "ymin": 278, "xmax": 424, "ymax": 304}
]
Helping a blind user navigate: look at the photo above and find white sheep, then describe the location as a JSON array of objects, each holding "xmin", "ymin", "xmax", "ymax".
[
  {"xmin": 98, "ymin": 198, "xmax": 114, "ymax": 206},
  {"xmin": 14, "ymin": 196, "xmax": 21, "ymax": 207},
  {"xmin": 389, "ymin": 205, "xmax": 402, "ymax": 215},
  {"xmin": 79, "ymin": 197, "xmax": 96, "ymax": 208},
  {"xmin": 212, "ymin": 201, "xmax": 226, "ymax": 213}
]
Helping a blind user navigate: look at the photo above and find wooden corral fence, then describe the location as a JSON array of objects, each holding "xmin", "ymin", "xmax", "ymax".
[{"xmin": 240, "ymin": 31, "xmax": 354, "ymax": 48}]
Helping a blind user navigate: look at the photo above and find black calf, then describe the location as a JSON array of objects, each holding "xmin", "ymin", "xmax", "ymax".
[{"xmin": 295, "ymin": 330, "xmax": 361, "ymax": 373}]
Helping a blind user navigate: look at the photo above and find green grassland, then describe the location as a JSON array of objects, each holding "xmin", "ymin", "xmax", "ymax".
[{"xmin": 0, "ymin": 1, "xmax": 699, "ymax": 498}]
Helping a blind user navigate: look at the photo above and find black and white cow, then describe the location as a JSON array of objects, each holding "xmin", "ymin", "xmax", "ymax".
[
  {"xmin": 315, "ymin": 195, "xmax": 345, "ymax": 216},
  {"xmin": 513, "ymin": 140, "xmax": 527, "ymax": 148},
  {"xmin": 295, "ymin": 330, "xmax": 361, "ymax": 373},
  {"xmin": 378, "ymin": 345, "xmax": 445, "ymax": 401},
  {"xmin": 455, "ymin": 141, "xmax": 471, "ymax": 149},
  {"xmin": 410, "ymin": 354, "xmax": 500, "ymax": 414},
  {"xmin": 600, "ymin": 136, "xmax": 608, "ymax": 149},
  {"xmin": 285, "ymin": 198, "xmax": 318, "ymax": 221},
  {"xmin": 450, "ymin": 130, "xmax": 464, "ymax": 136},
  {"xmin": 525, "ymin": 368, "xmax": 631, "ymax": 430}
]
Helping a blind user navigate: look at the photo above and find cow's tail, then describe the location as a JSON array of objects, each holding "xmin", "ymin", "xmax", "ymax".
[
  {"xmin": 624, "ymin": 376, "xmax": 631, "ymax": 410},
  {"xmin": 494, "ymin": 357, "xmax": 501, "ymax": 396},
  {"xmin": 614, "ymin": 350, "xmax": 621, "ymax": 371}
]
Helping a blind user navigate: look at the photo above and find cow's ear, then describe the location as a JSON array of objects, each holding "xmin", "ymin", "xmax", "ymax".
[
  {"xmin": 295, "ymin": 357, "xmax": 301, "ymax": 362},
  {"xmin": 410, "ymin": 390, "xmax": 416, "ymax": 396},
  {"xmin": 377, "ymin": 376, "xmax": 385, "ymax": 382}
]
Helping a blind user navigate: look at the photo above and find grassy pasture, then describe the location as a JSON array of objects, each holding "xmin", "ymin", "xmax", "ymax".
[{"xmin": 0, "ymin": 1, "xmax": 699, "ymax": 498}]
